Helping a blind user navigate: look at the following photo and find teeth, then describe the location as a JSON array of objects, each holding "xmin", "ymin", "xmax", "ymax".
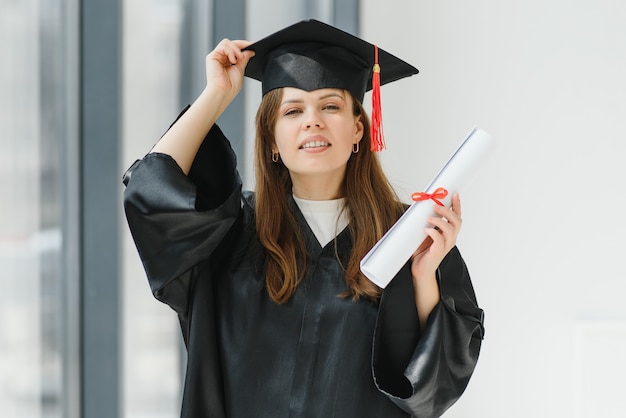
[{"xmin": 301, "ymin": 141, "xmax": 329, "ymax": 149}]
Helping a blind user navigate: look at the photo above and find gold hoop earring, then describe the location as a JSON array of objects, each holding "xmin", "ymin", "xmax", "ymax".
[
  {"xmin": 352, "ymin": 142, "xmax": 359, "ymax": 154},
  {"xmin": 271, "ymin": 150, "xmax": 279, "ymax": 163}
]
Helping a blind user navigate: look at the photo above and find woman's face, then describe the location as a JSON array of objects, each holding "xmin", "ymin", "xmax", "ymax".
[{"xmin": 273, "ymin": 87, "xmax": 364, "ymax": 188}]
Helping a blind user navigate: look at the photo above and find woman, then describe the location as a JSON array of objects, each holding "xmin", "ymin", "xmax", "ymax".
[{"xmin": 123, "ymin": 20, "xmax": 484, "ymax": 418}]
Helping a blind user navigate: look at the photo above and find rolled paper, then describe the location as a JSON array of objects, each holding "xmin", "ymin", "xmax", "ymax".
[{"xmin": 360, "ymin": 127, "xmax": 495, "ymax": 288}]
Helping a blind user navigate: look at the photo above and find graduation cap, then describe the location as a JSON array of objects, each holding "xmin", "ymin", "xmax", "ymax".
[{"xmin": 244, "ymin": 19, "xmax": 419, "ymax": 151}]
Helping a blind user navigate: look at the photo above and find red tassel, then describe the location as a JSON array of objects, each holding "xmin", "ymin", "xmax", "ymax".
[{"xmin": 370, "ymin": 45, "xmax": 385, "ymax": 152}]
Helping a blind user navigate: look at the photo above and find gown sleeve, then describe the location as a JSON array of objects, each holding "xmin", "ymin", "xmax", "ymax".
[
  {"xmin": 122, "ymin": 119, "xmax": 242, "ymax": 316},
  {"xmin": 372, "ymin": 246, "xmax": 484, "ymax": 418}
]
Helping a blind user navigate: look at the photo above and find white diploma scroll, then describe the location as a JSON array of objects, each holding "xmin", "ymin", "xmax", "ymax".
[{"xmin": 360, "ymin": 127, "xmax": 495, "ymax": 288}]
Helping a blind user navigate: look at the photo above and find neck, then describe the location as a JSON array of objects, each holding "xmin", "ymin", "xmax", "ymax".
[{"xmin": 290, "ymin": 171, "xmax": 344, "ymax": 200}]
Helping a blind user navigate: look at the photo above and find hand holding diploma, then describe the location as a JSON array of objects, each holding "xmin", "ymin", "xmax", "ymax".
[
  {"xmin": 409, "ymin": 192, "xmax": 463, "ymax": 328},
  {"xmin": 360, "ymin": 128, "xmax": 494, "ymax": 288},
  {"xmin": 411, "ymin": 192, "xmax": 462, "ymax": 281}
]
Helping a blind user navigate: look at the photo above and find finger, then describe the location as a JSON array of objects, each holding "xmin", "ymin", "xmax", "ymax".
[
  {"xmin": 230, "ymin": 39, "xmax": 253, "ymax": 50},
  {"xmin": 233, "ymin": 49, "xmax": 255, "ymax": 71},
  {"xmin": 433, "ymin": 201, "xmax": 462, "ymax": 227},
  {"xmin": 427, "ymin": 216, "xmax": 454, "ymax": 238},
  {"xmin": 228, "ymin": 50, "xmax": 255, "ymax": 71},
  {"xmin": 225, "ymin": 39, "xmax": 256, "ymax": 64},
  {"xmin": 208, "ymin": 40, "xmax": 235, "ymax": 66},
  {"xmin": 427, "ymin": 215, "xmax": 458, "ymax": 249},
  {"xmin": 214, "ymin": 39, "xmax": 247, "ymax": 65},
  {"xmin": 224, "ymin": 44, "xmax": 244, "ymax": 65},
  {"xmin": 423, "ymin": 226, "xmax": 445, "ymax": 251},
  {"xmin": 432, "ymin": 206, "xmax": 458, "ymax": 229},
  {"xmin": 451, "ymin": 193, "xmax": 462, "ymax": 217}
]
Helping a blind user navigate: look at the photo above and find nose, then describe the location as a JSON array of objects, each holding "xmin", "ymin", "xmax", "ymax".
[{"xmin": 303, "ymin": 109, "xmax": 323, "ymax": 129}]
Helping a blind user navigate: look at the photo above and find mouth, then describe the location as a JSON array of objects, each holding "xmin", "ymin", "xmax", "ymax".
[{"xmin": 299, "ymin": 140, "xmax": 331, "ymax": 150}]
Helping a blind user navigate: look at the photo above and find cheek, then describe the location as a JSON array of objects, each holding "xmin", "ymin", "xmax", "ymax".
[{"xmin": 273, "ymin": 122, "xmax": 291, "ymax": 151}]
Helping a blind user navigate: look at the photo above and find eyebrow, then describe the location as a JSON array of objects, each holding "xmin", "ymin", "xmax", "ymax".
[{"xmin": 281, "ymin": 92, "xmax": 346, "ymax": 106}]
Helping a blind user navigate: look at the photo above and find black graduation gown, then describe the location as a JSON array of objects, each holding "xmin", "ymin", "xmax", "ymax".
[{"xmin": 122, "ymin": 123, "xmax": 484, "ymax": 418}]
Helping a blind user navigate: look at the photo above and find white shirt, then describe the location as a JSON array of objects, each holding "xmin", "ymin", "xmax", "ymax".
[{"xmin": 293, "ymin": 196, "xmax": 349, "ymax": 247}]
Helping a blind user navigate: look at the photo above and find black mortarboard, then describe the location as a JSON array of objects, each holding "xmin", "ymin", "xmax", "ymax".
[
  {"xmin": 244, "ymin": 19, "xmax": 419, "ymax": 150},
  {"xmin": 244, "ymin": 19, "xmax": 418, "ymax": 102}
]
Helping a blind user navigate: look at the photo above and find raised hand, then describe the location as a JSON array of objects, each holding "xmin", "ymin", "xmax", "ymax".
[
  {"xmin": 205, "ymin": 39, "xmax": 255, "ymax": 104},
  {"xmin": 149, "ymin": 39, "xmax": 254, "ymax": 173}
]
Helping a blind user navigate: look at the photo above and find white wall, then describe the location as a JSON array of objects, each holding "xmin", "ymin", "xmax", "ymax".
[{"xmin": 361, "ymin": 1, "xmax": 626, "ymax": 417}]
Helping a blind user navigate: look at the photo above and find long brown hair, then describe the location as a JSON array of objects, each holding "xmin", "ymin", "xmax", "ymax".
[{"xmin": 254, "ymin": 88, "xmax": 405, "ymax": 304}]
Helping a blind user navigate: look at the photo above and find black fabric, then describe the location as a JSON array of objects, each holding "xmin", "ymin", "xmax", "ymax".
[
  {"xmin": 259, "ymin": 43, "xmax": 371, "ymax": 101},
  {"xmin": 123, "ymin": 123, "xmax": 484, "ymax": 418},
  {"xmin": 373, "ymin": 253, "xmax": 484, "ymax": 415},
  {"xmin": 243, "ymin": 19, "xmax": 419, "ymax": 101}
]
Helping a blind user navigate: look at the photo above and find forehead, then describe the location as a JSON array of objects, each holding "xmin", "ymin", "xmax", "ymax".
[{"xmin": 280, "ymin": 87, "xmax": 348, "ymax": 102}]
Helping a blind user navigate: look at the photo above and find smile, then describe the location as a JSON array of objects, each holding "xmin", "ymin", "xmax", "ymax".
[{"xmin": 300, "ymin": 141, "xmax": 330, "ymax": 149}]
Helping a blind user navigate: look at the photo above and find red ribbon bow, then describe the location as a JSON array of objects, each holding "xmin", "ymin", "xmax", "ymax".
[{"xmin": 411, "ymin": 187, "xmax": 449, "ymax": 206}]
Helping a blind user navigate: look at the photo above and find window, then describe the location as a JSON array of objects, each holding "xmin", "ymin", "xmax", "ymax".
[
  {"xmin": 122, "ymin": 1, "xmax": 185, "ymax": 417},
  {"xmin": 0, "ymin": 0, "xmax": 79, "ymax": 416}
]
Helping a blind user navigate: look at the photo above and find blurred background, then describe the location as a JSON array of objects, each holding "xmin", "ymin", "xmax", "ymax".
[{"xmin": 2, "ymin": 0, "xmax": 625, "ymax": 417}]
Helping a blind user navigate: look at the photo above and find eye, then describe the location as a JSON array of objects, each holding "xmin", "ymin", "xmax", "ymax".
[
  {"xmin": 283, "ymin": 108, "xmax": 302, "ymax": 116},
  {"xmin": 322, "ymin": 103, "xmax": 340, "ymax": 111}
]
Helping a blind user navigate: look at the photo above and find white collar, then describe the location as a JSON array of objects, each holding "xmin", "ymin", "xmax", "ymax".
[{"xmin": 293, "ymin": 196, "xmax": 349, "ymax": 247}]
